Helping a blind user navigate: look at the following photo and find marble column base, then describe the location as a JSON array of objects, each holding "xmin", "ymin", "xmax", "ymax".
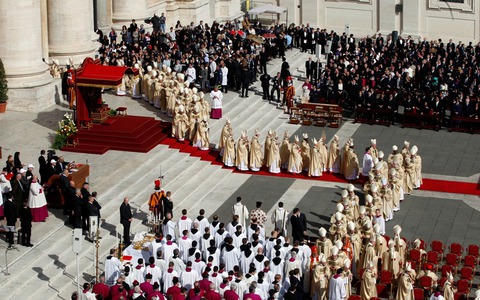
[{"xmin": 7, "ymin": 79, "xmax": 59, "ymax": 112}]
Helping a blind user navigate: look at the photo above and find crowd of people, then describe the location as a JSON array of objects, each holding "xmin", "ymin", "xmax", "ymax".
[
  {"xmin": 0, "ymin": 150, "xmax": 104, "ymax": 247},
  {"xmin": 5, "ymin": 9, "xmax": 479, "ymax": 300},
  {"xmin": 299, "ymin": 29, "xmax": 480, "ymax": 128}
]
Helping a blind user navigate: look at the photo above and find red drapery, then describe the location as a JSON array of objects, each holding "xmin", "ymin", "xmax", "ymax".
[{"xmin": 74, "ymin": 57, "xmax": 139, "ymax": 125}]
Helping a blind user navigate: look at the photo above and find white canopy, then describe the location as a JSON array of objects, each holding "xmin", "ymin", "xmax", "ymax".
[{"xmin": 248, "ymin": 4, "xmax": 287, "ymax": 15}]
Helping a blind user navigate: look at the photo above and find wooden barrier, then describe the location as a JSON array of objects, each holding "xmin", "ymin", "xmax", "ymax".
[
  {"xmin": 354, "ymin": 107, "xmax": 392, "ymax": 126},
  {"xmin": 402, "ymin": 112, "xmax": 441, "ymax": 131},
  {"xmin": 450, "ymin": 116, "xmax": 480, "ymax": 134},
  {"xmin": 291, "ymin": 103, "xmax": 342, "ymax": 127}
]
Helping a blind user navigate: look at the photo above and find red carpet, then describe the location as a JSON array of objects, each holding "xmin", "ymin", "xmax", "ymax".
[
  {"xmin": 160, "ymin": 136, "xmax": 480, "ymax": 196},
  {"xmin": 62, "ymin": 115, "xmax": 169, "ymax": 154}
]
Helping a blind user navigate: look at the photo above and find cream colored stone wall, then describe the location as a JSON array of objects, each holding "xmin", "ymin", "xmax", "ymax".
[{"xmin": 280, "ymin": 0, "xmax": 480, "ymax": 42}]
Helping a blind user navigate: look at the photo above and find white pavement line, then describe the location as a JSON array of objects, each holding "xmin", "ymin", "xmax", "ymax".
[
  {"xmin": 329, "ymin": 119, "xmax": 361, "ymax": 147},
  {"xmin": 422, "ymin": 172, "xmax": 480, "ymax": 183},
  {"xmin": 264, "ymin": 180, "xmax": 316, "ymax": 234}
]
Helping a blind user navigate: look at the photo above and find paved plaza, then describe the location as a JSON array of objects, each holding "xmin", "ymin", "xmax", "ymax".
[{"xmin": 0, "ymin": 48, "xmax": 479, "ymax": 299}]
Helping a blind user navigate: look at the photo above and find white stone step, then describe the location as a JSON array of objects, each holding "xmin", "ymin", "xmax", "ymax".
[
  {"xmin": 174, "ymin": 168, "xmax": 241, "ymax": 216},
  {"xmin": 210, "ymin": 99, "xmax": 274, "ymax": 146},
  {"xmin": 2, "ymin": 149, "xmax": 188, "ymax": 295},
  {"xmin": 194, "ymin": 172, "xmax": 251, "ymax": 219}
]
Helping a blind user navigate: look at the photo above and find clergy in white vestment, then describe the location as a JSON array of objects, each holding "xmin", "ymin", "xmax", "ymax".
[
  {"xmin": 105, "ymin": 248, "xmax": 124, "ymax": 286},
  {"xmin": 232, "ymin": 226, "xmax": 247, "ymax": 248},
  {"xmin": 178, "ymin": 230, "xmax": 193, "ymax": 262},
  {"xmin": 328, "ymin": 268, "xmax": 347, "ymax": 300},
  {"xmin": 177, "ymin": 209, "xmax": 193, "ymax": 239},
  {"xmin": 232, "ymin": 197, "xmax": 249, "ymax": 229},
  {"xmin": 362, "ymin": 147, "xmax": 374, "ymax": 177},
  {"xmin": 194, "ymin": 209, "xmax": 210, "ymax": 235},
  {"xmin": 180, "ymin": 261, "xmax": 201, "ymax": 291},
  {"xmin": 161, "ymin": 235, "xmax": 179, "ymax": 262},
  {"xmin": 162, "ymin": 262, "xmax": 179, "ymax": 293},
  {"xmin": 191, "ymin": 252, "xmax": 207, "ymax": 275},
  {"xmin": 151, "ymin": 236, "xmax": 164, "ymax": 260},
  {"xmin": 240, "ymin": 246, "xmax": 255, "ymax": 274},
  {"xmin": 222, "ymin": 237, "xmax": 241, "ymax": 271},
  {"xmin": 162, "ymin": 213, "xmax": 177, "ymax": 241},
  {"xmin": 144, "ymin": 256, "xmax": 162, "ymax": 285},
  {"xmin": 28, "ymin": 176, "xmax": 48, "ymax": 222},
  {"xmin": 284, "ymin": 251, "xmax": 302, "ymax": 277},
  {"xmin": 271, "ymin": 202, "xmax": 289, "ymax": 236},
  {"xmin": 132, "ymin": 258, "xmax": 145, "ymax": 283}
]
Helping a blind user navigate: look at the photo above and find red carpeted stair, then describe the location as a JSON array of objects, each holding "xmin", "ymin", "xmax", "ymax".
[
  {"xmin": 62, "ymin": 115, "xmax": 169, "ymax": 154},
  {"xmin": 160, "ymin": 137, "xmax": 480, "ymax": 196}
]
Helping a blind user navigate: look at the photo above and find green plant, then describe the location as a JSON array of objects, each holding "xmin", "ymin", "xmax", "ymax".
[
  {"xmin": 108, "ymin": 109, "xmax": 117, "ymax": 117},
  {"xmin": 0, "ymin": 58, "xmax": 8, "ymax": 103},
  {"xmin": 52, "ymin": 134, "xmax": 67, "ymax": 150},
  {"xmin": 52, "ymin": 112, "xmax": 78, "ymax": 149}
]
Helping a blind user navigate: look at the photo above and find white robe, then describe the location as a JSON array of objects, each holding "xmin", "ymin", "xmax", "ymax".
[
  {"xmin": 328, "ymin": 275, "xmax": 347, "ymax": 300},
  {"xmin": 151, "ymin": 240, "xmax": 164, "ymax": 259},
  {"xmin": 162, "ymin": 269, "xmax": 178, "ymax": 293},
  {"xmin": 161, "ymin": 242, "xmax": 179, "ymax": 262},
  {"xmin": 28, "ymin": 181, "xmax": 47, "ymax": 209},
  {"xmin": 271, "ymin": 208, "xmax": 289, "ymax": 236},
  {"xmin": 210, "ymin": 90, "xmax": 223, "ymax": 109},
  {"xmin": 104, "ymin": 256, "xmax": 123, "ymax": 286},
  {"xmin": 240, "ymin": 252, "xmax": 255, "ymax": 274},
  {"xmin": 132, "ymin": 266, "xmax": 145, "ymax": 283},
  {"xmin": 191, "ymin": 259, "xmax": 206, "ymax": 275},
  {"xmin": 362, "ymin": 153, "xmax": 374, "ymax": 176},
  {"xmin": 144, "ymin": 265, "xmax": 162, "ymax": 286},
  {"xmin": 177, "ymin": 217, "xmax": 193, "ymax": 239},
  {"xmin": 194, "ymin": 217, "xmax": 210, "ymax": 235},
  {"xmin": 162, "ymin": 221, "xmax": 176, "ymax": 241},
  {"xmin": 204, "ymin": 247, "xmax": 221, "ymax": 267},
  {"xmin": 232, "ymin": 203, "xmax": 249, "ymax": 229},
  {"xmin": 222, "ymin": 246, "xmax": 240, "ymax": 271},
  {"xmin": 215, "ymin": 229, "xmax": 230, "ymax": 247},
  {"xmin": 180, "ymin": 269, "xmax": 200, "ymax": 291},
  {"xmin": 177, "ymin": 236, "xmax": 193, "ymax": 262},
  {"xmin": 232, "ymin": 232, "xmax": 247, "ymax": 248}
]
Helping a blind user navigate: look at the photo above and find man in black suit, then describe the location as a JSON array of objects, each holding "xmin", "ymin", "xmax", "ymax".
[
  {"xmin": 10, "ymin": 173, "xmax": 26, "ymax": 215},
  {"xmin": 81, "ymin": 182, "xmax": 91, "ymax": 232},
  {"xmin": 290, "ymin": 208, "xmax": 307, "ymax": 242},
  {"xmin": 259, "ymin": 47, "xmax": 268, "ymax": 75},
  {"xmin": 44, "ymin": 159, "xmax": 56, "ymax": 184},
  {"xmin": 120, "ymin": 197, "xmax": 133, "ymax": 246},
  {"xmin": 86, "ymin": 195, "xmax": 100, "ymax": 241},
  {"xmin": 305, "ymin": 57, "xmax": 315, "ymax": 81},
  {"xmin": 20, "ymin": 201, "xmax": 33, "ymax": 247},
  {"xmin": 162, "ymin": 191, "xmax": 173, "ymax": 219},
  {"xmin": 54, "ymin": 156, "xmax": 69, "ymax": 174},
  {"xmin": 4, "ymin": 193, "xmax": 17, "ymax": 247},
  {"xmin": 59, "ymin": 169, "xmax": 70, "ymax": 216},
  {"xmin": 38, "ymin": 150, "xmax": 47, "ymax": 184},
  {"xmin": 260, "ymin": 72, "xmax": 271, "ymax": 100}
]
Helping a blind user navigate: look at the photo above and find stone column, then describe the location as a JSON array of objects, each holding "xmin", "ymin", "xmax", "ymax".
[
  {"xmin": 96, "ymin": 0, "xmax": 112, "ymax": 32},
  {"xmin": 378, "ymin": 0, "xmax": 396, "ymax": 34},
  {"xmin": 402, "ymin": 0, "xmax": 421, "ymax": 38},
  {"xmin": 40, "ymin": 0, "xmax": 49, "ymax": 59},
  {"xmin": 0, "ymin": 0, "xmax": 55, "ymax": 112},
  {"xmin": 47, "ymin": 0, "xmax": 96, "ymax": 65},
  {"xmin": 112, "ymin": 0, "xmax": 150, "ymax": 29}
]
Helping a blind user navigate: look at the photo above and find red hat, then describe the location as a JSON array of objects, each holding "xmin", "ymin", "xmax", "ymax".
[
  {"xmin": 426, "ymin": 264, "xmax": 433, "ymax": 271},
  {"xmin": 133, "ymin": 280, "xmax": 139, "ymax": 286},
  {"xmin": 154, "ymin": 179, "xmax": 161, "ymax": 190}
]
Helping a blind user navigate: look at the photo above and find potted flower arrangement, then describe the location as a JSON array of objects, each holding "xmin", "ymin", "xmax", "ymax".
[
  {"xmin": 53, "ymin": 113, "xmax": 78, "ymax": 149},
  {"xmin": 0, "ymin": 58, "xmax": 8, "ymax": 113}
]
